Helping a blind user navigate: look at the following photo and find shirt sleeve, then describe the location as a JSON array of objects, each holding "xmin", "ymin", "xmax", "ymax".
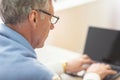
[
  {"xmin": 48, "ymin": 62, "xmax": 101, "ymax": 80},
  {"xmin": 83, "ymin": 73, "xmax": 101, "ymax": 80}
]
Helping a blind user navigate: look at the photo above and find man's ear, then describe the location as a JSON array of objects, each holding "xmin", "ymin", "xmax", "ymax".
[
  {"xmin": 33, "ymin": 18, "xmax": 36, "ymax": 22},
  {"xmin": 28, "ymin": 10, "xmax": 38, "ymax": 28}
]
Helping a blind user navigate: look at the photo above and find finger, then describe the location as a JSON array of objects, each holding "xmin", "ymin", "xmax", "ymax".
[
  {"xmin": 99, "ymin": 63, "xmax": 112, "ymax": 69},
  {"xmin": 82, "ymin": 59, "xmax": 94, "ymax": 64},
  {"xmin": 82, "ymin": 55, "xmax": 95, "ymax": 63},
  {"xmin": 81, "ymin": 64, "xmax": 90, "ymax": 70},
  {"xmin": 105, "ymin": 64, "xmax": 111, "ymax": 69},
  {"xmin": 106, "ymin": 70, "xmax": 117, "ymax": 75},
  {"xmin": 82, "ymin": 54, "xmax": 90, "ymax": 59}
]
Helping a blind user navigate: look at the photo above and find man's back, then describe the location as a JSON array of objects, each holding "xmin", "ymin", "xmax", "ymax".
[{"xmin": 0, "ymin": 24, "xmax": 53, "ymax": 80}]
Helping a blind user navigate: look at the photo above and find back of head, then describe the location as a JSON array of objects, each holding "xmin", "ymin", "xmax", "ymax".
[{"xmin": 0, "ymin": 0, "xmax": 49, "ymax": 25}]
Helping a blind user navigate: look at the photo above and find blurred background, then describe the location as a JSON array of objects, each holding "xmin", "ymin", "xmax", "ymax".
[
  {"xmin": 46, "ymin": 0, "xmax": 120, "ymax": 53},
  {"xmin": 1, "ymin": 0, "xmax": 120, "ymax": 54}
]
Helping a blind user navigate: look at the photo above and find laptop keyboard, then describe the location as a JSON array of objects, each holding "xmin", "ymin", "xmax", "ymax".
[
  {"xmin": 66, "ymin": 64, "xmax": 120, "ymax": 80},
  {"xmin": 110, "ymin": 64, "xmax": 120, "ymax": 72},
  {"xmin": 104, "ymin": 64, "xmax": 120, "ymax": 80}
]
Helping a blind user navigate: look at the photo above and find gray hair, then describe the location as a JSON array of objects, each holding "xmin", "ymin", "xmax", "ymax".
[{"xmin": 0, "ymin": 0, "xmax": 49, "ymax": 25}]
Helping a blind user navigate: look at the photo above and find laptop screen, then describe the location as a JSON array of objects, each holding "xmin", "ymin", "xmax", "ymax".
[{"xmin": 84, "ymin": 26, "xmax": 120, "ymax": 66}]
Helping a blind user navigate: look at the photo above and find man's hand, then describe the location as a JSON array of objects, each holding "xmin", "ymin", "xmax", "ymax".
[
  {"xmin": 86, "ymin": 63, "xmax": 117, "ymax": 79},
  {"xmin": 65, "ymin": 55, "xmax": 94, "ymax": 73}
]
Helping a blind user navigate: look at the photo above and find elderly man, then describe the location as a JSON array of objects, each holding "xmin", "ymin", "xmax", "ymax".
[{"xmin": 0, "ymin": 0, "xmax": 116, "ymax": 80}]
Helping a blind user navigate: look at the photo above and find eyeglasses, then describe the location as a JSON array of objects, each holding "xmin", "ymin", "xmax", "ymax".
[{"xmin": 36, "ymin": 9, "xmax": 59, "ymax": 24}]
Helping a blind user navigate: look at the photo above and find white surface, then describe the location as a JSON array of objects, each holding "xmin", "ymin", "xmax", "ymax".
[
  {"xmin": 35, "ymin": 45, "xmax": 82, "ymax": 80},
  {"xmin": 35, "ymin": 45, "xmax": 80, "ymax": 65}
]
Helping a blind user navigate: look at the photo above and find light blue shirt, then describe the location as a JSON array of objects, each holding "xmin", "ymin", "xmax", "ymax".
[{"xmin": 0, "ymin": 24, "xmax": 54, "ymax": 80}]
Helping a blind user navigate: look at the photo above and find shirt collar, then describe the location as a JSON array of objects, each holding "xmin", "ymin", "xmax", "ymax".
[{"xmin": 0, "ymin": 23, "xmax": 35, "ymax": 54}]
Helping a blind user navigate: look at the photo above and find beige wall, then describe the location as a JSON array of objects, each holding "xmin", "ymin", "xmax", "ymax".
[{"xmin": 46, "ymin": 0, "xmax": 120, "ymax": 53}]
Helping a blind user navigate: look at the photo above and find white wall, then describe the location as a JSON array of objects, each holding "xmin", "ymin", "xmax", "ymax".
[
  {"xmin": 109, "ymin": 0, "xmax": 120, "ymax": 29},
  {"xmin": 46, "ymin": 0, "xmax": 120, "ymax": 53}
]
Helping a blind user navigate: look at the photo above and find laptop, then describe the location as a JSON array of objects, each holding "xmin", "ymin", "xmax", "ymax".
[{"xmin": 83, "ymin": 26, "xmax": 120, "ymax": 80}]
